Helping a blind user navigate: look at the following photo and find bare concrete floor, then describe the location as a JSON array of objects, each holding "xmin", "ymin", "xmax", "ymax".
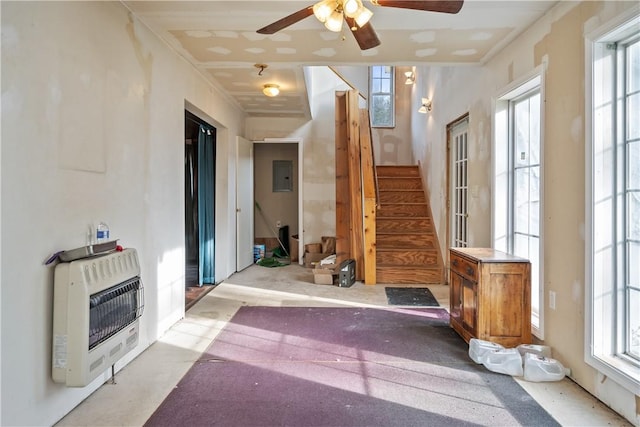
[{"xmin": 57, "ymin": 263, "xmax": 632, "ymax": 426}]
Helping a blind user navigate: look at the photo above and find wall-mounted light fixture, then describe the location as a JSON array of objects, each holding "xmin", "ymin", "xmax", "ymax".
[
  {"xmin": 404, "ymin": 71, "xmax": 415, "ymax": 85},
  {"xmin": 263, "ymin": 84, "xmax": 280, "ymax": 97},
  {"xmin": 418, "ymin": 98, "xmax": 432, "ymax": 113}
]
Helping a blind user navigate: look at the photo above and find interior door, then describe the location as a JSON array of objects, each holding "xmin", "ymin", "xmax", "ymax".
[
  {"xmin": 236, "ymin": 136, "xmax": 254, "ymax": 271},
  {"xmin": 450, "ymin": 117, "xmax": 469, "ymax": 248}
]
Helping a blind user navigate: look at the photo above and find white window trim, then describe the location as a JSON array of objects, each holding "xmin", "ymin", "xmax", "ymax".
[
  {"xmin": 492, "ymin": 63, "xmax": 546, "ymax": 340},
  {"xmin": 369, "ymin": 65, "xmax": 395, "ymax": 128},
  {"xmin": 584, "ymin": 7, "xmax": 640, "ymax": 396}
]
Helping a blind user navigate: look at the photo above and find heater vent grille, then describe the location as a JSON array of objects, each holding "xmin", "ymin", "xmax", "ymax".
[{"xmin": 89, "ymin": 276, "xmax": 144, "ymax": 350}]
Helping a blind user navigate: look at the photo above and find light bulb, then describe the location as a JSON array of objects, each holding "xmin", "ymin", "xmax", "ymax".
[
  {"xmin": 313, "ymin": 0, "xmax": 333, "ymax": 23},
  {"xmin": 324, "ymin": 10, "xmax": 344, "ymax": 32},
  {"xmin": 263, "ymin": 84, "xmax": 280, "ymax": 97},
  {"xmin": 354, "ymin": 7, "xmax": 373, "ymax": 28},
  {"xmin": 343, "ymin": 0, "xmax": 360, "ymax": 18}
]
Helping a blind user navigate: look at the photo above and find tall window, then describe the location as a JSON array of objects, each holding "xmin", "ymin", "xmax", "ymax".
[
  {"xmin": 511, "ymin": 90, "xmax": 541, "ymax": 331},
  {"xmin": 493, "ymin": 71, "xmax": 544, "ymax": 338},
  {"xmin": 370, "ymin": 65, "xmax": 395, "ymax": 128},
  {"xmin": 587, "ymin": 13, "xmax": 639, "ymax": 394}
]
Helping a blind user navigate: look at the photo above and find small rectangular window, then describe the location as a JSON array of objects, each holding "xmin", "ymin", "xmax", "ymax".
[{"xmin": 370, "ymin": 65, "xmax": 395, "ymax": 128}]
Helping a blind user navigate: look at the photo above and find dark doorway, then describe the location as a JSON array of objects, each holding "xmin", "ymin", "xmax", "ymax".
[{"xmin": 184, "ymin": 111, "xmax": 216, "ymax": 308}]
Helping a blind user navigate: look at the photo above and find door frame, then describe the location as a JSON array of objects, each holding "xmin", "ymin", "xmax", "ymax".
[
  {"xmin": 445, "ymin": 113, "xmax": 469, "ymax": 283},
  {"xmin": 257, "ymin": 137, "xmax": 304, "ymax": 265},
  {"xmin": 236, "ymin": 136, "xmax": 254, "ymax": 271}
]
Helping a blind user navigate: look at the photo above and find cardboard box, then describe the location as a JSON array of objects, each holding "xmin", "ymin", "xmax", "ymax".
[
  {"xmin": 290, "ymin": 235, "xmax": 299, "ymax": 262},
  {"xmin": 304, "ymin": 252, "xmax": 333, "ymax": 268},
  {"xmin": 312, "ymin": 268, "xmax": 335, "ymax": 285},
  {"xmin": 305, "ymin": 243, "xmax": 322, "ymax": 254},
  {"xmin": 321, "ymin": 236, "xmax": 336, "ymax": 254}
]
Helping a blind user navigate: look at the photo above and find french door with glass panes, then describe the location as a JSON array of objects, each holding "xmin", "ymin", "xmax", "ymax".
[{"xmin": 451, "ymin": 118, "xmax": 469, "ymax": 248}]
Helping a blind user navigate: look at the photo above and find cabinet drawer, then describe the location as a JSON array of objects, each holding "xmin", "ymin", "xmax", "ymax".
[{"xmin": 450, "ymin": 253, "xmax": 478, "ymax": 282}]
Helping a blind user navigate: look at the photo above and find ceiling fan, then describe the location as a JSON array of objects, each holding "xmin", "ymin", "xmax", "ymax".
[{"xmin": 257, "ymin": 0, "xmax": 464, "ymax": 51}]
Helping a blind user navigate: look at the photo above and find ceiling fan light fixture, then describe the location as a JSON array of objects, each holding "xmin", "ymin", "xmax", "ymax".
[
  {"xmin": 324, "ymin": 10, "xmax": 344, "ymax": 32},
  {"xmin": 313, "ymin": 0, "xmax": 334, "ymax": 23},
  {"xmin": 354, "ymin": 6, "xmax": 373, "ymax": 28},
  {"xmin": 263, "ymin": 84, "xmax": 280, "ymax": 97}
]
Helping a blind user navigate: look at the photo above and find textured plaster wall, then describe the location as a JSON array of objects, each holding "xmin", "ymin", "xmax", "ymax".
[
  {"xmin": 1, "ymin": 2, "xmax": 244, "ymax": 425},
  {"xmin": 412, "ymin": 1, "xmax": 639, "ymax": 423},
  {"xmin": 246, "ymin": 67, "xmax": 349, "ymax": 245},
  {"xmin": 412, "ymin": 65, "xmax": 490, "ymax": 253}
]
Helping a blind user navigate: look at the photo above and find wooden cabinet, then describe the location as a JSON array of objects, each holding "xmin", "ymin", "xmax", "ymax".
[{"xmin": 449, "ymin": 248, "xmax": 531, "ymax": 347}]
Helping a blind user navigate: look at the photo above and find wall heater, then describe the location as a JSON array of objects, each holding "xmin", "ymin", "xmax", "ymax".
[{"xmin": 52, "ymin": 248, "xmax": 144, "ymax": 387}]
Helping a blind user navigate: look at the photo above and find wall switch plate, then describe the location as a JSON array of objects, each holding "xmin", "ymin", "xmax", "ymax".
[
  {"xmin": 276, "ymin": 220, "xmax": 281, "ymax": 228},
  {"xmin": 549, "ymin": 291, "xmax": 556, "ymax": 310}
]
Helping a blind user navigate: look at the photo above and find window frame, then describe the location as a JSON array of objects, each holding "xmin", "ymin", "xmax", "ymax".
[
  {"xmin": 508, "ymin": 88, "xmax": 542, "ymax": 333},
  {"xmin": 492, "ymin": 65, "xmax": 545, "ymax": 340},
  {"xmin": 585, "ymin": 8, "xmax": 640, "ymax": 395},
  {"xmin": 369, "ymin": 65, "xmax": 395, "ymax": 128}
]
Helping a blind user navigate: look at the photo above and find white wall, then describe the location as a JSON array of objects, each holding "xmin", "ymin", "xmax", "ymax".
[
  {"xmin": 410, "ymin": 1, "xmax": 639, "ymax": 424},
  {"xmin": 0, "ymin": 2, "xmax": 244, "ymax": 425}
]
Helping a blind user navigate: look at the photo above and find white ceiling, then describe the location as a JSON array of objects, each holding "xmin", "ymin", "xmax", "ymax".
[{"xmin": 123, "ymin": 0, "xmax": 558, "ymax": 118}]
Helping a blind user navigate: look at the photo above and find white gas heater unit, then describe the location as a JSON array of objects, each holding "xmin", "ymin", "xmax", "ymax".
[{"xmin": 52, "ymin": 248, "xmax": 144, "ymax": 387}]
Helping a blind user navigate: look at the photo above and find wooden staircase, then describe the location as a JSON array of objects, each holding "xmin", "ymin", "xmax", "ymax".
[{"xmin": 375, "ymin": 165, "xmax": 444, "ymax": 284}]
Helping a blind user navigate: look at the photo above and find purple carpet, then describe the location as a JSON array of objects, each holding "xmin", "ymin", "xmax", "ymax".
[{"xmin": 145, "ymin": 307, "xmax": 558, "ymax": 427}]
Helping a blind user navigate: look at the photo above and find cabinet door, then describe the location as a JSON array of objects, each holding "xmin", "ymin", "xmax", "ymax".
[
  {"xmin": 462, "ymin": 278, "xmax": 477, "ymax": 336},
  {"xmin": 450, "ymin": 271, "xmax": 463, "ymax": 324}
]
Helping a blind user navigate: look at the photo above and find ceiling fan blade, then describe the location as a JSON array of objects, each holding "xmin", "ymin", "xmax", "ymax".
[
  {"xmin": 375, "ymin": 0, "xmax": 464, "ymax": 14},
  {"xmin": 257, "ymin": 6, "xmax": 315, "ymax": 34},
  {"xmin": 345, "ymin": 17, "xmax": 381, "ymax": 50}
]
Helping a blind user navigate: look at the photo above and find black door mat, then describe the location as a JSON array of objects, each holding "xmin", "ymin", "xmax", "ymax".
[{"xmin": 385, "ymin": 287, "xmax": 440, "ymax": 306}]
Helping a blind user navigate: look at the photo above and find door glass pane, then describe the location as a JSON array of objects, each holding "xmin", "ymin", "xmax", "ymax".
[
  {"xmin": 530, "ymin": 93, "xmax": 541, "ymax": 164},
  {"xmin": 629, "ymin": 141, "xmax": 640, "ymax": 190},
  {"xmin": 514, "ymin": 233, "xmax": 528, "ymax": 258},
  {"xmin": 515, "ymin": 99, "xmax": 530, "ymax": 167},
  {"xmin": 628, "ymin": 93, "xmax": 640, "ymax": 140},
  {"xmin": 514, "ymin": 168, "xmax": 530, "ymax": 235},
  {"xmin": 627, "ymin": 39, "xmax": 640, "ymax": 93},
  {"xmin": 529, "ymin": 237, "xmax": 540, "ymax": 325},
  {"xmin": 530, "ymin": 166, "xmax": 540, "ymax": 235},
  {"xmin": 628, "ymin": 288, "xmax": 640, "ymax": 359}
]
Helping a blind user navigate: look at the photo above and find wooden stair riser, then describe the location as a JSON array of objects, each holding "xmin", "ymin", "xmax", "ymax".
[
  {"xmin": 377, "ymin": 204, "xmax": 429, "ymax": 217},
  {"xmin": 377, "ymin": 233, "xmax": 436, "ymax": 249},
  {"xmin": 376, "ymin": 166, "xmax": 420, "ymax": 177},
  {"xmin": 377, "ymin": 250, "xmax": 439, "ymax": 266},
  {"xmin": 376, "ymin": 267, "xmax": 442, "ymax": 284},
  {"xmin": 379, "ymin": 191, "xmax": 425, "ymax": 204},
  {"xmin": 377, "ymin": 218, "xmax": 432, "ymax": 233},
  {"xmin": 377, "ymin": 177, "xmax": 422, "ymax": 190}
]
